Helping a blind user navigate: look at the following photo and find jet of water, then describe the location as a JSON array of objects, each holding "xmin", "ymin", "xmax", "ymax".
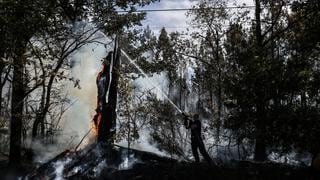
[{"xmin": 121, "ymin": 49, "xmax": 183, "ymax": 114}]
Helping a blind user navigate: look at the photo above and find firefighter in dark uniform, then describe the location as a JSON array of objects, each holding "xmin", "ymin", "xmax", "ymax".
[{"xmin": 184, "ymin": 113, "xmax": 213, "ymax": 165}]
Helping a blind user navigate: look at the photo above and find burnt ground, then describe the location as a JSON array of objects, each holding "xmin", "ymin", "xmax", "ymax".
[
  {"xmin": 106, "ymin": 160, "xmax": 309, "ymax": 180},
  {"xmin": 0, "ymin": 143, "xmax": 312, "ymax": 180},
  {"xmin": 100, "ymin": 158, "xmax": 310, "ymax": 180}
]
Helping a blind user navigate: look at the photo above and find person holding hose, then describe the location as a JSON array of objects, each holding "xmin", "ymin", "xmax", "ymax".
[{"xmin": 184, "ymin": 113, "xmax": 213, "ymax": 166}]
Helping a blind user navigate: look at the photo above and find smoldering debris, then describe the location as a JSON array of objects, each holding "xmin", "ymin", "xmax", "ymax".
[
  {"xmin": 24, "ymin": 143, "xmax": 176, "ymax": 179},
  {"xmin": 22, "ymin": 141, "xmax": 311, "ymax": 180}
]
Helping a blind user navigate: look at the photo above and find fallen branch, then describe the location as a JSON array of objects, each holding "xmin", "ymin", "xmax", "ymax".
[{"xmin": 74, "ymin": 127, "xmax": 93, "ymax": 151}]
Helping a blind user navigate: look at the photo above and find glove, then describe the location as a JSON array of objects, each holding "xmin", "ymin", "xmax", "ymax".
[{"xmin": 183, "ymin": 112, "xmax": 190, "ymax": 127}]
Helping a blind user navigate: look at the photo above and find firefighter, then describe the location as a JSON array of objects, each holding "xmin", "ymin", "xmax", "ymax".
[{"xmin": 184, "ymin": 113, "xmax": 213, "ymax": 165}]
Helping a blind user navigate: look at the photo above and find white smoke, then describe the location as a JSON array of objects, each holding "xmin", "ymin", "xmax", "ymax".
[
  {"xmin": 53, "ymin": 158, "xmax": 72, "ymax": 180},
  {"xmin": 61, "ymin": 43, "xmax": 108, "ymax": 149},
  {"xmin": 93, "ymin": 160, "xmax": 107, "ymax": 176},
  {"xmin": 118, "ymin": 153, "xmax": 139, "ymax": 170},
  {"xmin": 133, "ymin": 72, "xmax": 169, "ymax": 100},
  {"xmin": 116, "ymin": 127, "xmax": 167, "ymax": 157},
  {"xmin": 268, "ymin": 151, "xmax": 312, "ymax": 166}
]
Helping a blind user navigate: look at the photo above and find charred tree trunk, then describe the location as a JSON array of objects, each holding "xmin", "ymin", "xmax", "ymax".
[
  {"xmin": 95, "ymin": 36, "xmax": 120, "ymax": 143},
  {"xmin": 95, "ymin": 53, "xmax": 111, "ymax": 142},
  {"xmin": 106, "ymin": 37, "xmax": 121, "ymax": 143},
  {"xmin": 9, "ymin": 45, "xmax": 26, "ymax": 167}
]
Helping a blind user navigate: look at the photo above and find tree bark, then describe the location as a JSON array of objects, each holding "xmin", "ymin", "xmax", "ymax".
[
  {"xmin": 96, "ymin": 36, "xmax": 121, "ymax": 143},
  {"xmin": 96, "ymin": 55, "xmax": 111, "ymax": 142},
  {"xmin": 0, "ymin": 66, "xmax": 3, "ymax": 115},
  {"xmin": 215, "ymin": 34, "xmax": 222, "ymax": 143},
  {"xmin": 255, "ymin": 0, "xmax": 263, "ymax": 48},
  {"xmin": 254, "ymin": 103, "xmax": 267, "ymax": 161},
  {"xmin": 106, "ymin": 37, "xmax": 121, "ymax": 143},
  {"xmin": 9, "ymin": 45, "xmax": 26, "ymax": 167},
  {"xmin": 0, "ymin": 61, "xmax": 10, "ymax": 116}
]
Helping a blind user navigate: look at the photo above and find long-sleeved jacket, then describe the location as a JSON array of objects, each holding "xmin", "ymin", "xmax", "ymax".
[{"xmin": 184, "ymin": 116, "xmax": 201, "ymax": 138}]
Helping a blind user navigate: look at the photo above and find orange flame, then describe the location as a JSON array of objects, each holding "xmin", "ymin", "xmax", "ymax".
[
  {"xmin": 97, "ymin": 63, "xmax": 105, "ymax": 81},
  {"xmin": 92, "ymin": 113, "xmax": 102, "ymax": 136},
  {"xmin": 92, "ymin": 62, "xmax": 105, "ymax": 138}
]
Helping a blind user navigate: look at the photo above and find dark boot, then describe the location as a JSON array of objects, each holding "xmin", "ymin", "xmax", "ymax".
[{"xmin": 197, "ymin": 135, "xmax": 213, "ymax": 166}]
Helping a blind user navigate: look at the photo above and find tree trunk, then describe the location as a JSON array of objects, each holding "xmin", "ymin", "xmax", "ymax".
[
  {"xmin": 254, "ymin": 0, "xmax": 267, "ymax": 161},
  {"xmin": 96, "ymin": 37, "xmax": 121, "ymax": 143},
  {"xmin": 0, "ymin": 47, "xmax": 4, "ymax": 116},
  {"xmin": 32, "ymin": 82, "xmax": 46, "ymax": 139},
  {"xmin": 179, "ymin": 78, "xmax": 183, "ymax": 110},
  {"xmin": 106, "ymin": 37, "xmax": 121, "ymax": 143},
  {"xmin": 96, "ymin": 56, "xmax": 111, "ymax": 142},
  {"xmin": 255, "ymin": 0, "xmax": 263, "ymax": 48},
  {"xmin": 0, "ymin": 61, "xmax": 10, "ymax": 116},
  {"xmin": 9, "ymin": 45, "xmax": 26, "ymax": 167},
  {"xmin": 0, "ymin": 67, "xmax": 2, "ymax": 115},
  {"xmin": 215, "ymin": 34, "xmax": 222, "ymax": 143},
  {"xmin": 254, "ymin": 104, "xmax": 267, "ymax": 161}
]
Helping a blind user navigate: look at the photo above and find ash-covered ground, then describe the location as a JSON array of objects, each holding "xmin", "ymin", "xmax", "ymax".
[{"xmin": 0, "ymin": 143, "xmax": 309, "ymax": 180}]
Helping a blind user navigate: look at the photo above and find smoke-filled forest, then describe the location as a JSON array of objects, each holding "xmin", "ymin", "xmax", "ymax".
[{"xmin": 0, "ymin": 0, "xmax": 320, "ymax": 179}]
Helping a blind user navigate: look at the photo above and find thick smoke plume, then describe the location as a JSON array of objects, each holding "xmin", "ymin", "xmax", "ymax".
[{"xmin": 61, "ymin": 44, "xmax": 108, "ymax": 149}]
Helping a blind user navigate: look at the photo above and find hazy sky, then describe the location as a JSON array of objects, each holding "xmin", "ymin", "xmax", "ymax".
[{"xmin": 140, "ymin": 0, "xmax": 255, "ymax": 34}]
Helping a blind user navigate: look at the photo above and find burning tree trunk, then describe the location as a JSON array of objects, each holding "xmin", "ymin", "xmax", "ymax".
[
  {"xmin": 94, "ymin": 52, "xmax": 111, "ymax": 142},
  {"xmin": 107, "ymin": 37, "xmax": 121, "ymax": 143},
  {"xmin": 94, "ymin": 37, "xmax": 120, "ymax": 143}
]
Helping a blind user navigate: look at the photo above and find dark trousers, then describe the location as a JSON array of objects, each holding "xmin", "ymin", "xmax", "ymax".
[{"xmin": 191, "ymin": 134, "xmax": 212, "ymax": 164}]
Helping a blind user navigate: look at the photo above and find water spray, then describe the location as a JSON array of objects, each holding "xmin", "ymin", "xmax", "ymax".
[{"xmin": 120, "ymin": 49, "xmax": 183, "ymax": 114}]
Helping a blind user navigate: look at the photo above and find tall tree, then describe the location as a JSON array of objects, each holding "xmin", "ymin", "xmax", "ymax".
[
  {"xmin": 224, "ymin": 0, "xmax": 320, "ymax": 161},
  {"xmin": 1, "ymin": 0, "xmax": 158, "ymax": 166},
  {"xmin": 1, "ymin": 0, "xmax": 58, "ymax": 167},
  {"xmin": 188, "ymin": 0, "xmax": 228, "ymax": 142},
  {"xmin": 154, "ymin": 28, "xmax": 179, "ymax": 104}
]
